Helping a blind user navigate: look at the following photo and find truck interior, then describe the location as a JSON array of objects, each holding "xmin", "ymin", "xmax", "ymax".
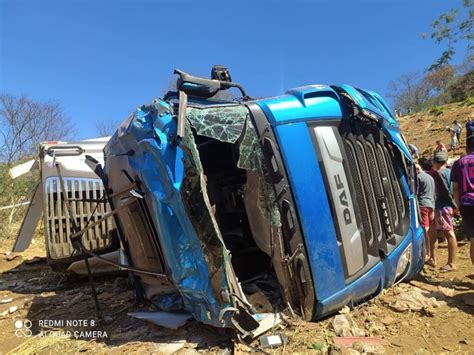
[{"xmin": 192, "ymin": 130, "xmax": 283, "ymax": 312}]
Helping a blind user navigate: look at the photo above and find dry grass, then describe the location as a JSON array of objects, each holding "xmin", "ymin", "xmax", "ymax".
[{"xmin": 399, "ymin": 100, "xmax": 474, "ymax": 157}]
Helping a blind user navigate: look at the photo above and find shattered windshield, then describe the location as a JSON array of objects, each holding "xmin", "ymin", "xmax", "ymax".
[
  {"xmin": 186, "ymin": 106, "xmax": 247, "ymax": 144},
  {"xmin": 185, "ymin": 104, "xmax": 281, "ymax": 226}
]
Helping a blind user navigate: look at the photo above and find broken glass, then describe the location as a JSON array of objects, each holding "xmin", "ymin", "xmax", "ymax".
[
  {"xmin": 185, "ymin": 103, "xmax": 281, "ymax": 226},
  {"xmin": 186, "ymin": 105, "xmax": 248, "ymax": 144}
]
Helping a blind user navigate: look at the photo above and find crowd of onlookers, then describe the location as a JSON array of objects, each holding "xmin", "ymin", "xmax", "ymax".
[{"xmin": 414, "ymin": 118, "xmax": 474, "ymax": 272}]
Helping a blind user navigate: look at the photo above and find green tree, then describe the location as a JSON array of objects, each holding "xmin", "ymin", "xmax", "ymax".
[{"xmin": 428, "ymin": 0, "xmax": 473, "ymax": 71}]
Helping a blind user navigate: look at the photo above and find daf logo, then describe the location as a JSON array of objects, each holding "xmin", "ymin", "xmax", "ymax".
[{"xmin": 334, "ymin": 174, "xmax": 352, "ymax": 225}]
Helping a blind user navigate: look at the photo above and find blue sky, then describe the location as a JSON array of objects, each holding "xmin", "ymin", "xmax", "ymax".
[{"xmin": 0, "ymin": 0, "xmax": 470, "ymax": 139}]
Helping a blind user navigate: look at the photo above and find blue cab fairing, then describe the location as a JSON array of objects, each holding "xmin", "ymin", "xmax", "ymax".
[
  {"xmin": 104, "ymin": 81, "xmax": 424, "ymax": 333},
  {"xmin": 254, "ymin": 84, "xmax": 424, "ymax": 317}
]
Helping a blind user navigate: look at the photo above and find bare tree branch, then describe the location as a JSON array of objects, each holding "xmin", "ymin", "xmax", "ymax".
[{"xmin": 0, "ymin": 94, "xmax": 75, "ymax": 164}]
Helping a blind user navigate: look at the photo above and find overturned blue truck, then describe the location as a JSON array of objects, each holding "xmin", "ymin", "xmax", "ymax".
[{"xmin": 90, "ymin": 67, "xmax": 424, "ymax": 336}]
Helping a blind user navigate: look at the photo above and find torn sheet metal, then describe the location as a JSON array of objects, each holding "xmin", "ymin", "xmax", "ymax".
[
  {"xmin": 104, "ymin": 100, "xmax": 240, "ymax": 328},
  {"xmin": 128, "ymin": 311, "xmax": 192, "ymax": 329},
  {"xmin": 66, "ymin": 250, "xmax": 126, "ymax": 274},
  {"xmin": 12, "ymin": 182, "xmax": 42, "ymax": 253},
  {"xmin": 9, "ymin": 159, "xmax": 38, "ymax": 179},
  {"xmin": 104, "ymin": 99, "xmax": 286, "ymax": 333}
]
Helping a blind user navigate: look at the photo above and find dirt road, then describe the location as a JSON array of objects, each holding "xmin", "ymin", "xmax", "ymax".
[{"xmin": 0, "ymin": 238, "xmax": 473, "ymax": 354}]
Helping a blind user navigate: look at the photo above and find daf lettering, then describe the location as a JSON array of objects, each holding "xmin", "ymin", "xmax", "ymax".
[{"xmin": 334, "ymin": 174, "xmax": 352, "ymax": 225}]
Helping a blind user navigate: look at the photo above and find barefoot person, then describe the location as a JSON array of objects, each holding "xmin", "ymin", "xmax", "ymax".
[
  {"xmin": 426, "ymin": 151, "xmax": 458, "ymax": 271},
  {"xmin": 416, "ymin": 163, "xmax": 435, "ymax": 261},
  {"xmin": 451, "ymin": 135, "xmax": 474, "ymax": 265}
]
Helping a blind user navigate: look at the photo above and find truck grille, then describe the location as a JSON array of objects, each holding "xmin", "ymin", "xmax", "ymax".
[
  {"xmin": 342, "ymin": 130, "xmax": 408, "ymax": 257},
  {"xmin": 45, "ymin": 177, "xmax": 114, "ymax": 259}
]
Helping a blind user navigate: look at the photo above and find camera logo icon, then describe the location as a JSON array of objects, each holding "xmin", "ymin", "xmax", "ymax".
[{"xmin": 15, "ymin": 320, "xmax": 32, "ymax": 338}]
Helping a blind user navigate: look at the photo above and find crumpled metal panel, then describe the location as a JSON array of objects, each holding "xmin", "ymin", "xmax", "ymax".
[{"xmin": 104, "ymin": 100, "xmax": 232, "ymax": 327}]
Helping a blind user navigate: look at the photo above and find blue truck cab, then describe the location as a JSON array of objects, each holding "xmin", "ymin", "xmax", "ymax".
[{"xmin": 103, "ymin": 68, "xmax": 424, "ymax": 336}]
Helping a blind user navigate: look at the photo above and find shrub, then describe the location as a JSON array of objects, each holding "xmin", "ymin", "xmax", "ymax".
[{"xmin": 429, "ymin": 105, "xmax": 444, "ymax": 116}]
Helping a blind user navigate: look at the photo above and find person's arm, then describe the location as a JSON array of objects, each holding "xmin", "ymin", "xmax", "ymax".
[
  {"xmin": 451, "ymin": 160, "xmax": 460, "ymax": 207},
  {"xmin": 435, "ymin": 170, "xmax": 457, "ymax": 208},
  {"xmin": 453, "ymin": 182, "xmax": 460, "ymax": 208}
]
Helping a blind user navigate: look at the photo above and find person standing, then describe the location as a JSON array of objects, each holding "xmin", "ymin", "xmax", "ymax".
[
  {"xmin": 451, "ymin": 135, "xmax": 474, "ymax": 266},
  {"xmin": 454, "ymin": 120, "xmax": 462, "ymax": 143},
  {"xmin": 416, "ymin": 163, "xmax": 435, "ymax": 261},
  {"xmin": 466, "ymin": 118, "xmax": 474, "ymax": 140},
  {"xmin": 426, "ymin": 151, "xmax": 458, "ymax": 271},
  {"xmin": 448, "ymin": 127, "xmax": 458, "ymax": 154}
]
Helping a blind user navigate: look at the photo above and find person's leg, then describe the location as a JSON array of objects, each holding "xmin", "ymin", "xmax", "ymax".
[
  {"xmin": 460, "ymin": 205, "xmax": 474, "ymax": 265},
  {"xmin": 444, "ymin": 229, "xmax": 458, "ymax": 268},
  {"xmin": 471, "ymin": 238, "xmax": 474, "ymax": 265},
  {"xmin": 424, "ymin": 226, "xmax": 430, "ymax": 260},
  {"xmin": 420, "ymin": 207, "xmax": 431, "ymax": 260},
  {"xmin": 440, "ymin": 208, "xmax": 457, "ymax": 271},
  {"xmin": 426, "ymin": 227, "xmax": 438, "ymax": 267}
]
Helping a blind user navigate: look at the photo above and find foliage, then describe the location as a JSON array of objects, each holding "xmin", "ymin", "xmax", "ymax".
[
  {"xmin": 429, "ymin": 105, "xmax": 444, "ymax": 116},
  {"xmin": 427, "ymin": 0, "xmax": 473, "ymax": 71},
  {"xmin": 388, "ymin": 67, "xmax": 473, "ymax": 114},
  {"xmin": 460, "ymin": 96, "xmax": 474, "ymax": 106},
  {"xmin": 0, "ymin": 93, "xmax": 71, "ymax": 239},
  {"xmin": 387, "ymin": 72, "xmax": 431, "ymax": 114},
  {"xmin": 0, "ymin": 94, "xmax": 74, "ymax": 164},
  {"xmin": 445, "ymin": 69, "xmax": 474, "ymax": 102},
  {"xmin": 424, "ymin": 65, "xmax": 455, "ymax": 92}
]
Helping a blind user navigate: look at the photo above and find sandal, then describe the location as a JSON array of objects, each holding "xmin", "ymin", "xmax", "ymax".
[
  {"xmin": 425, "ymin": 259, "xmax": 437, "ymax": 268},
  {"xmin": 439, "ymin": 264, "xmax": 457, "ymax": 272}
]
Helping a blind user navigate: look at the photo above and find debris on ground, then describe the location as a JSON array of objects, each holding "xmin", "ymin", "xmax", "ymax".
[
  {"xmin": 384, "ymin": 284, "xmax": 446, "ymax": 315},
  {"xmin": 339, "ymin": 305, "xmax": 351, "ymax": 314},
  {"xmin": 259, "ymin": 334, "xmax": 288, "ymax": 348},
  {"xmin": 1, "ymin": 238, "xmax": 474, "ymax": 353},
  {"xmin": 331, "ymin": 341, "xmax": 386, "ymax": 354},
  {"xmin": 24, "ymin": 256, "xmax": 45, "ymax": 265},
  {"xmin": 331, "ymin": 314, "xmax": 365, "ymax": 337},
  {"xmin": 462, "ymin": 293, "xmax": 474, "ymax": 307}
]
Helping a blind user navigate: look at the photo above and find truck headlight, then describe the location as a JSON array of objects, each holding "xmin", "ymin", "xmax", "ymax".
[{"xmin": 395, "ymin": 243, "xmax": 412, "ymax": 280}]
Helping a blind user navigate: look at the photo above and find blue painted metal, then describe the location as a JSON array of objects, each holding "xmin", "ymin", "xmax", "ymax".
[
  {"xmin": 273, "ymin": 122, "xmax": 346, "ymax": 300},
  {"xmin": 106, "ymin": 82, "xmax": 423, "ymax": 327},
  {"xmin": 315, "ymin": 262, "xmax": 385, "ymax": 317},
  {"xmin": 256, "ymin": 84, "xmax": 423, "ymax": 318},
  {"xmin": 271, "ymin": 120, "xmax": 386, "ymax": 316},
  {"xmin": 258, "ymin": 85, "xmax": 342, "ymax": 125},
  {"xmin": 104, "ymin": 99, "xmax": 232, "ymax": 328}
]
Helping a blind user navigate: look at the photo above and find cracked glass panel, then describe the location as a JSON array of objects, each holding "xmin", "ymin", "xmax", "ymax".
[
  {"xmin": 186, "ymin": 105, "xmax": 248, "ymax": 144},
  {"xmin": 237, "ymin": 120, "xmax": 263, "ymax": 173},
  {"xmin": 238, "ymin": 119, "xmax": 281, "ymax": 226},
  {"xmin": 185, "ymin": 104, "xmax": 281, "ymax": 227}
]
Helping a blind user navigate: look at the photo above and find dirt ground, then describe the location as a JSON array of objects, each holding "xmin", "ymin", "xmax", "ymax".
[
  {"xmin": 398, "ymin": 101, "xmax": 474, "ymax": 157},
  {"xmin": 0, "ymin": 236, "xmax": 473, "ymax": 354}
]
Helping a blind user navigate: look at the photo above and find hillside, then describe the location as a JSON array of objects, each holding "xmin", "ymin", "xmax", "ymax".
[{"xmin": 398, "ymin": 99, "xmax": 474, "ymax": 157}]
